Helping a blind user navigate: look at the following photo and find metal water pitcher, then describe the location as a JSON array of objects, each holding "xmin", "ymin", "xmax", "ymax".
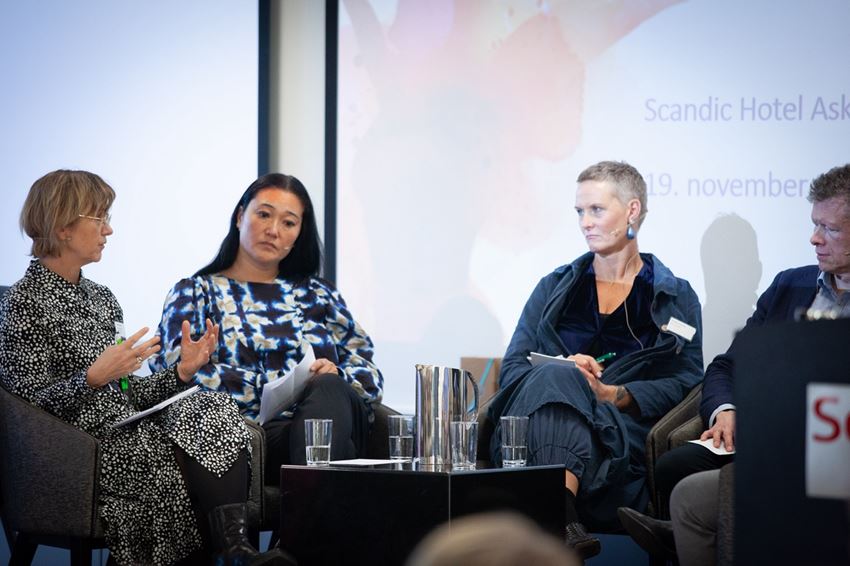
[{"xmin": 414, "ymin": 364, "xmax": 479, "ymax": 467}]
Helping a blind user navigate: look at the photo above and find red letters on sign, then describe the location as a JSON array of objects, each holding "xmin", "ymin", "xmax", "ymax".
[{"xmin": 813, "ymin": 397, "xmax": 841, "ymax": 442}]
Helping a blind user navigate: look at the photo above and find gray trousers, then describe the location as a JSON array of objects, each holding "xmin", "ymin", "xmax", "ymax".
[{"xmin": 670, "ymin": 469, "xmax": 720, "ymax": 566}]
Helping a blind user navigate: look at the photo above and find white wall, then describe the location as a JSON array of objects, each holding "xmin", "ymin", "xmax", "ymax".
[
  {"xmin": 269, "ymin": 0, "xmax": 326, "ymax": 235},
  {"xmin": 0, "ymin": 0, "xmax": 259, "ymax": 363}
]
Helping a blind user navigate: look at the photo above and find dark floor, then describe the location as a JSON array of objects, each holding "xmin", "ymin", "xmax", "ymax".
[{"xmin": 1, "ymin": 521, "xmax": 649, "ymax": 565}]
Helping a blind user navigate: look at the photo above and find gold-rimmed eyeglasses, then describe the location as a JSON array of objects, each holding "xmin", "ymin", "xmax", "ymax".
[{"xmin": 78, "ymin": 213, "xmax": 112, "ymax": 227}]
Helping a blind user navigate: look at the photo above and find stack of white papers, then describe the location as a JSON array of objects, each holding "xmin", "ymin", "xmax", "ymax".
[{"xmin": 258, "ymin": 343, "xmax": 316, "ymax": 425}]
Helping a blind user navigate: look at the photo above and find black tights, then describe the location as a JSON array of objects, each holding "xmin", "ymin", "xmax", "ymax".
[
  {"xmin": 173, "ymin": 446, "xmax": 250, "ymax": 563},
  {"xmin": 174, "ymin": 446, "xmax": 249, "ymax": 514}
]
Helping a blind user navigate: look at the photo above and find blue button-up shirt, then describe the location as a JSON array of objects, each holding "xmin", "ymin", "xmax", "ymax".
[{"xmin": 809, "ymin": 271, "xmax": 850, "ymax": 319}]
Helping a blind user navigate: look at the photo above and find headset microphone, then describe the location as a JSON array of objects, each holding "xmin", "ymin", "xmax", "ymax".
[{"xmin": 609, "ymin": 229, "xmax": 621, "ymax": 237}]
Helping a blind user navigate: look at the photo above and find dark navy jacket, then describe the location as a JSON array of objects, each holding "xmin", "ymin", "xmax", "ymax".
[
  {"xmin": 699, "ymin": 265, "xmax": 819, "ymax": 426},
  {"xmin": 493, "ymin": 252, "xmax": 704, "ymax": 421},
  {"xmin": 488, "ymin": 253, "xmax": 703, "ymax": 525}
]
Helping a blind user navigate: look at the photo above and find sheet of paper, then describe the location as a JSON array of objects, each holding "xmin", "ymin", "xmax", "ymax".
[
  {"xmin": 528, "ymin": 351, "xmax": 577, "ymax": 368},
  {"xmin": 113, "ymin": 385, "xmax": 200, "ymax": 427},
  {"xmin": 258, "ymin": 342, "xmax": 316, "ymax": 425},
  {"xmin": 688, "ymin": 437, "xmax": 735, "ymax": 455},
  {"xmin": 330, "ymin": 458, "xmax": 398, "ymax": 466}
]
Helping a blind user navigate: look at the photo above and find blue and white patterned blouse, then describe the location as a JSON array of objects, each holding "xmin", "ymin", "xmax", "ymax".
[{"xmin": 150, "ymin": 274, "xmax": 383, "ymax": 422}]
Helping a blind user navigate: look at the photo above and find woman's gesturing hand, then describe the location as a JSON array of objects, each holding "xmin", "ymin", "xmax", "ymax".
[
  {"xmin": 176, "ymin": 319, "xmax": 220, "ymax": 383},
  {"xmin": 86, "ymin": 327, "xmax": 161, "ymax": 388}
]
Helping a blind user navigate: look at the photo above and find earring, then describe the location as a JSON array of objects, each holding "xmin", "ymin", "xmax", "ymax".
[{"xmin": 626, "ymin": 223, "xmax": 636, "ymax": 240}]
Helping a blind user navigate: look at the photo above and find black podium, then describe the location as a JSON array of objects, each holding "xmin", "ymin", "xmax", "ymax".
[{"xmin": 735, "ymin": 318, "xmax": 850, "ymax": 565}]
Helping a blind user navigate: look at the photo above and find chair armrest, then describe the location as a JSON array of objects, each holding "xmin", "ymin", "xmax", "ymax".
[
  {"xmin": 0, "ymin": 386, "xmax": 101, "ymax": 538},
  {"xmin": 667, "ymin": 415, "xmax": 704, "ymax": 449},
  {"xmin": 646, "ymin": 384, "xmax": 702, "ymax": 466},
  {"xmin": 365, "ymin": 403, "xmax": 400, "ymax": 459},
  {"xmin": 244, "ymin": 421, "xmax": 282, "ymax": 532},
  {"xmin": 645, "ymin": 384, "xmax": 702, "ymax": 517},
  {"xmin": 243, "ymin": 419, "xmax": 266, "ymax": 527}
]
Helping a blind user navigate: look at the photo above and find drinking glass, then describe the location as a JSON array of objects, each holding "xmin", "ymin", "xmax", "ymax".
[
  {"xmin": 388, "ymin": 414, "xmax": 415, "ymax": 461},
  {"xmin": 305, "ymin": 418, "xmax": 332, "ymax": 466},
  {"xmin": 450, "ymin": 420, "xmax": 478, "ymax": 470},
  {"xmin": 500, "ymin": 415, "xmax": 529, "ymax": 468}
]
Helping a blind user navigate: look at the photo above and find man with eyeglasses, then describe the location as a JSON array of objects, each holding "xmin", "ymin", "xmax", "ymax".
[{"xmin": 616, "ymin": 163, "xmax": 850, "ymax": 566}]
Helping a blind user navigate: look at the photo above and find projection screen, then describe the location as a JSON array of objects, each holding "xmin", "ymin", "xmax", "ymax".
[{"xmin": 336, "ymin": 0, "xmax": 850, "ymax": 411}]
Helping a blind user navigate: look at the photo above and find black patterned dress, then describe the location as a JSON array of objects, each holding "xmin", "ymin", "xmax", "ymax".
[{"xmin": 0, "ymin": 261, "xmax": 252, "ymax": 565}]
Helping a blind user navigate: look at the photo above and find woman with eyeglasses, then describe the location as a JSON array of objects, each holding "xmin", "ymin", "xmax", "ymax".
[{"xmin": 0, "ymin": 170, "xmax": 292, "ymax": 565}]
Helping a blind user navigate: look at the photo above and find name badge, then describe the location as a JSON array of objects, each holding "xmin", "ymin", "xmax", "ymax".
[
  {"xmin": 662, "ymin": 317, "xmax": 696, "ymax": 342},
  {"xmin": 114, "ymin": 321, "xmax": 126, "ymax": 344}
]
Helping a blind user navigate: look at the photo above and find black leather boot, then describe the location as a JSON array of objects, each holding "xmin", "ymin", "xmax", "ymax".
[
  {"xmin": 208, "ymin": 503, "xmax": 297, "ymax": 566},
  {"xmin": 617, "ymin": 506, "xmax": 676, "ymax": 559},
  {"xmin": 565, "ymin": 521, "xmax": 602, "ymax": 559}
]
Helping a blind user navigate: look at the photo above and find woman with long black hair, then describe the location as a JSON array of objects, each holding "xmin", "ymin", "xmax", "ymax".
[{"xmin": 152, "ymin": 173, "xmax": 383, "ymax": 483}]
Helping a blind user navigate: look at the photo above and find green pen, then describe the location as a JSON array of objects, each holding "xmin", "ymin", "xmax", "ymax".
[
  {"xmin": 116, "ymin": 336, "xmax": 130, "ymax": 393},
  {"xmin": 595, "ymin": 352, "xmax": 617, "ymax": 363}
]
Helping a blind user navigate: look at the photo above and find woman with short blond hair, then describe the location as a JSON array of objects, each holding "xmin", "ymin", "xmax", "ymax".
[{"xmin": 1, "ymin": 170, "xmax": 291, "ymax": 565}]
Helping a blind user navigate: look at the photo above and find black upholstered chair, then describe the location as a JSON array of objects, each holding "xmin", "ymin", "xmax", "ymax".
[
  {"xmin": 0, "ymin": 384, "xmax": 106, "ymax": 565},
  {"xmin": 644, "ymin": 384, "xmax": 703, "ymax": 519},
  {"xmin": 1, "ymin": 283, "xmax": 107, "ymax": 565}
]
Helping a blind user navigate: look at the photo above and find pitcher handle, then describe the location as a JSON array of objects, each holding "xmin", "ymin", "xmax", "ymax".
[{"xmin": 465, "ymin": 371, "xmax": 479, "ymax": 421}]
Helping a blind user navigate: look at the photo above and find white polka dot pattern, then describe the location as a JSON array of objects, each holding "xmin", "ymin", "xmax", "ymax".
[{"xmin": 0, "ymin": 261, "xmax": 251, "ymax": 565}]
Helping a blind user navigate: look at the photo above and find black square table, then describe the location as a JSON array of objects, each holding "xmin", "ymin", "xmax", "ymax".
[{"xmin": 280, "ymin": 462, "xmax": 566, "ymax": 566}]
